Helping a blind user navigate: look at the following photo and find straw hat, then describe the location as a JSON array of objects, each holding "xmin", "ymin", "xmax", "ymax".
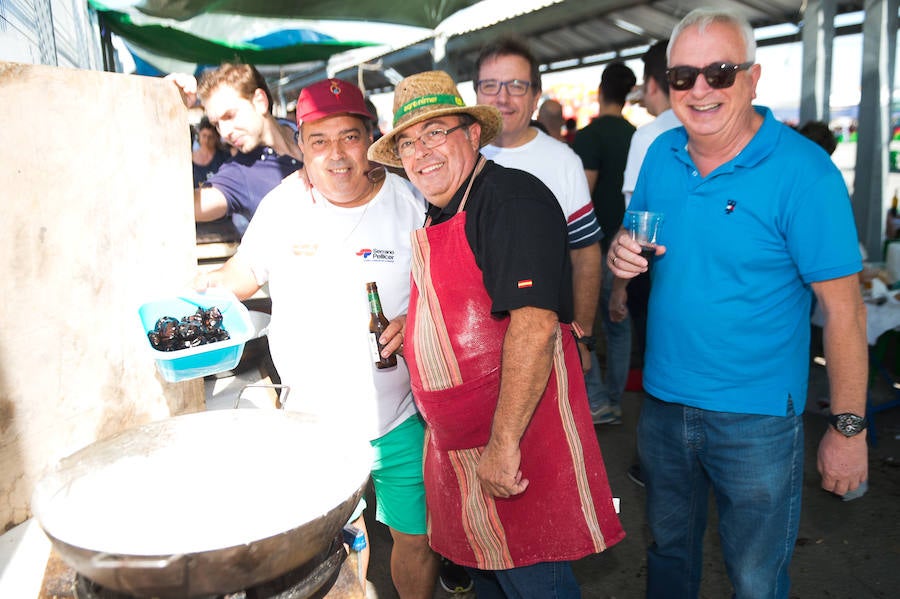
[{"xmin": 368, "ymin": 70, "xmax": 502, "ymax": 168}]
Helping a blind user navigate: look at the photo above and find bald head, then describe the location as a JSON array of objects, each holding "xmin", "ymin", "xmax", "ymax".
[{"xmin": 537, "ymin": 99, "xmax": 565, "ymax": 141}]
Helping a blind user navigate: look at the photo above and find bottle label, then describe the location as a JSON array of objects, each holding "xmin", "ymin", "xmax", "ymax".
[
  {"xmin": 368, "ymin": 332, "xmax": 382, "ymax": 364},
  {"xmin": 368, "ymin": 291, "xmax": 383, "ymax": 315}
]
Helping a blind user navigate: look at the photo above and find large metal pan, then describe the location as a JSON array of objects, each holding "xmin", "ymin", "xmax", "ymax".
[{"xmin": 31, "ymin": 409, "xmax": 372, "ymax": 597}]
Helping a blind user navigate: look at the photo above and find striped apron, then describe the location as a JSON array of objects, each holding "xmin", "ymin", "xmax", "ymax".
[{"xmin": 405, "ymin": 163, "xmax": 624, "ymax": 569}]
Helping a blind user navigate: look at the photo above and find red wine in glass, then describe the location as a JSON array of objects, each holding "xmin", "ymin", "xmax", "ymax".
[{"xmin": 640, "ymin": 245, "xmax": 656, "ymax": 261}]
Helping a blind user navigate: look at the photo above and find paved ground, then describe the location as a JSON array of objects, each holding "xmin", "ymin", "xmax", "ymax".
[{"xmin": 360, "ymin": 332, "xmax": 900, "ymax": 599}]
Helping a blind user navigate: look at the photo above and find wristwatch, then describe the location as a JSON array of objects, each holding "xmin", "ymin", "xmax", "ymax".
[
  {"xmin": 827, "ymin": 413, "xmax": 868, "ymax": 437},
  {"xmin": 575, "ymin": 334, "xmax": 596, "ymax": 352}
]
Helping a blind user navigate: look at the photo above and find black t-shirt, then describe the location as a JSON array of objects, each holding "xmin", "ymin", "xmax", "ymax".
[
  {"xmin": 426, "ymin": 160, "xmax": 573, "ymax": 322},
  {"xmin": 572, "ymin": 115, "xmax": 635, "ymax": 252}
]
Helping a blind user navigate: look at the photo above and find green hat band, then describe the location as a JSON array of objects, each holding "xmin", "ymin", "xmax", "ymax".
[{"xmin": 394, "ymin": 94, "xmax": 465, "ymax": 125}]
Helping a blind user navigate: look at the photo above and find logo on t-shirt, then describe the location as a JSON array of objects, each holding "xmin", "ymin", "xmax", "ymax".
[{"xmin": 355, "ymin": 248, "xmax": 395, "ymax": 263}]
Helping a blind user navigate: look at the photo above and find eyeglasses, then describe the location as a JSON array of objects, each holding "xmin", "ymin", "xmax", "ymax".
[
  {"xmin": 395, "ymin": 124, "xmax": 468, "ymax": 158},
  {"xmin": 304, "ymin": 131, "xmax": 364, "ymax": 154},
  {"xmin": 665, "ymin": 62, "xmax": 753, "ymax": 91},
  {"xmin": 475, "ymin": 79, "xmax": 533, "ymax": 96}
]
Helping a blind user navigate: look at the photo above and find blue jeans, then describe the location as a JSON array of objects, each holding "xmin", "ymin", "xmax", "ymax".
[
  {"xmin": 584, "ymin": 263, "xmax": 631, "ymax": 411},
  {"xmin": 637, "ymin": 395, "xmax": 804, "ymax": 599},
  {"xmin": 464, "ymin": 561, "xmax": 580, "ymax": 599}
]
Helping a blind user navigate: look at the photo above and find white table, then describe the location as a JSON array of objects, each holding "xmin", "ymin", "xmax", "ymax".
[
  {"xmin": 811, "ymin": 295, "xmax": 900, "ymax": 346},
  {"xmin": 811, "ymin": 293, "xmax": 900, "ymax": 445}
]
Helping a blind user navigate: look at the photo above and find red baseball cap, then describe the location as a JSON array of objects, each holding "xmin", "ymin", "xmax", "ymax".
[{"xmin": 296, "ymin": 78, "xmax": 374, "ymax": 126}]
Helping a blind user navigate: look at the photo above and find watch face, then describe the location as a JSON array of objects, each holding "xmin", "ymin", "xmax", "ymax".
[{"xmin": 834, "ymin": 413, "xmax": 866, "ymax": 436}]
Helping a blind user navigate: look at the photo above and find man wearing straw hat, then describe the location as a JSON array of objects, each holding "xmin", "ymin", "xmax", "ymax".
[
  {"xmin": 196, "ymin": 77, "xmax": 438, "ymax": 599},
  {"xmin": 369, "ymin": 71, "xmax": 624, "ymax": 598}
]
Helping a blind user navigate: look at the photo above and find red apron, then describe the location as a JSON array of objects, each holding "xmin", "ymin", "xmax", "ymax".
[{"xmin": 406, "ymin": 165, "xmax": 624, "ymax": 569}]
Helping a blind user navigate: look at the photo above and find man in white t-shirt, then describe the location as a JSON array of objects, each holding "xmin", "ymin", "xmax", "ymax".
[
  {"xmin": 621, "ymin": 40, "xmax": 683, "ymax": 205},
  {"xmin": 195, "ymin": 78, "xmax": 438, "ymax": 599},
  {"xmin": 476, "ymin": 36, "xmax": 604, "ymax": 378}
]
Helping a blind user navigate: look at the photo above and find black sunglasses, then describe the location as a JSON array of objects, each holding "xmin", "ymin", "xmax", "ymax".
[{"xmin": 665, "ymin": 62, "xmax": 753, "ymax": 91}]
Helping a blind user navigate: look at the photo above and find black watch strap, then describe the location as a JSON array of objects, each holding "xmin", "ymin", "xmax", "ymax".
[
  {"xmin": 827, "ymin": 412, "xmax": 868, "ymax": 437},
  {"xmin": 576, "ymin": 334, "xmax": 596, "ymax": 352}
]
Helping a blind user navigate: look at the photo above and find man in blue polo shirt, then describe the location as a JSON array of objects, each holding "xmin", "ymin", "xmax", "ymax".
[
  {"xmin": 170, "ymin": 63, "xmax": 303, "ymax": 236},
  {"xmin": 608, "ymin": 8, "xmax": 868, "ymax": 599}
]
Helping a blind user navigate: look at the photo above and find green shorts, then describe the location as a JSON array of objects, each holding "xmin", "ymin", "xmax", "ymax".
[{"xmin": 369, "ymin": 413, "xmax": 427, "ymax": 535}]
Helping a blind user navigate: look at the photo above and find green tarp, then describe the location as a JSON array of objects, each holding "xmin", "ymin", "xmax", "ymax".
[
  {"xmin": 93, "ymin": 0, "xmax": 480, "ymax": 28},
  {"xmin": 93, "ymin": 8, "xmax": 377, "ymax": 65},
  {"xmin": 88, "ymin": 0, "xmax": 482, "ymax": 65}
]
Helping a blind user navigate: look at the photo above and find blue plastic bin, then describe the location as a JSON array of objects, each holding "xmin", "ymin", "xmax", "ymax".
[{"xmin": 138, "ymin": 291, "xmax": 253, "ymax": 382}]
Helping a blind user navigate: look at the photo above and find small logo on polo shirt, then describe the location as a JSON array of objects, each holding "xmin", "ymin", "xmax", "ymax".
[
  {"xmin": 356, "ymin": 248, "xmax": 395, "ymax": 263},
  {"xmin": 725, "ymin": 199, "xmax": 737, "ymax": 214},
  {"xmin": 517, "ymin": 279, "xmax": 534, "ymax": 289}
]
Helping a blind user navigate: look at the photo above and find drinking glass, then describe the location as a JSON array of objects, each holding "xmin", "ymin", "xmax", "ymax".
[{"xmin": 624, "ymin": 210, "xmax": 664, "ymax": 260}]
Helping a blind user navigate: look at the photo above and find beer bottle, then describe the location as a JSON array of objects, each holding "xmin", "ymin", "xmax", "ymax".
[{"xmin": 366, "ymin": 282, "xmax": 397, "ymax": 369}]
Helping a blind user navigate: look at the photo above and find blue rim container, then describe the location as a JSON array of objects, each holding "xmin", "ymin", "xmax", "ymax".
[{"xmin": 139, "ymin": 291, "xmax": 253, "ymax": 382}]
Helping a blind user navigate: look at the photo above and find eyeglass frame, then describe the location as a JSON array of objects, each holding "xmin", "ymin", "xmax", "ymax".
[
  {"xmin": 665, "ymin": 61, "xmax": 754, "ymax": 91},
  {"xmin": 394, "ymin": 122, "xmax": 469, "ymax": 158},
  {"xmin": 301, "ymin": 128, "xmax": 367, "ymax": 155},
  {"xmin": 474, "ymin": 78, "xmax": 534, "ymax": 96}
]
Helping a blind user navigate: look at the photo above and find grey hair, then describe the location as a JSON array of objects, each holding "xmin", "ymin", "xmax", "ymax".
[{"xmin": 668, "ymin": 8, "xmax": 756, "ymax": 64}]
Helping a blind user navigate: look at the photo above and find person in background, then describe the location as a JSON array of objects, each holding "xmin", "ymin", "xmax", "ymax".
[
  {"xmin": 194, "ymin": 78, "xmax": 438, "ymax": 599},
  {"xmin": 609, "ymin": 40, "xmax": 682, "ymax": 487},
  {"xmin": 365, "ymin": 97, "xmax": 385, "ymax": 142},
  {"xmin": 572, "ymin": 61, "xmax": 637, "ymax": 425},
  {"xmin": 536, "ymin": 98, "xmax": 567, "ymax": 141},
  {"xmin": 191, "ymin": 117, "xmax": 229, "ymax": 188},
  {"xmin": 608, "ymin": 9, "xmax": 867, "ymax": 597},
  {"xmin": 168, "ymin": 63, "xmax": 303, "ymax": 237},
  {"xmin": 798, "ymin": 120, "xmax": 838, "ymax": 155},
  {"xmin": 476, "ymin": 36, "xmax": 603, "ymax": 386},
  {"xmin": 368, "ymin": 69, "xmax": 624, "ymax": 599},
  {"xmin": 564, "ymin": 117, "xmax": 577, "ymax": 144}
]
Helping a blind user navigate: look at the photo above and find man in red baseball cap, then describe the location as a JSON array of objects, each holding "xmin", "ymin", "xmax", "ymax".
[{"xmin": 194, "ymin": 77, "xmax": 438, "ymax": 598}]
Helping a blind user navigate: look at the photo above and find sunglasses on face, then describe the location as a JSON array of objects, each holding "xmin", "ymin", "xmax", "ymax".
[{"xmin": 665, "ymin": 62, "xmax": 753, "ymax": 91}]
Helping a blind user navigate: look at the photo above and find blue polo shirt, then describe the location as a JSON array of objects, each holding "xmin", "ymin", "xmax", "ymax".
[
  {"xmin": 631, "ymin": 106, "xmax": 861, "ymax": 416},
  {"xmin": 204, "ymin": 146, "xmax": 301, "ymax": 236}
]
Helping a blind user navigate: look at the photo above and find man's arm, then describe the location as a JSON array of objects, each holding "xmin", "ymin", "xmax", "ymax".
[
  {"xmin": 570, "ymin": 242, "xmax": 602, "ymax": 371},
  {"xmin": 583, "ymin": 169, "xmax": 598, "ymax": 194},
  {"xmin": 811, "ymin": 274, "xmax": 868, "ymax": 496},
  {"xmin": 194, "ymin": 255, "xmax": 261, "ymax": 300},
  {"xmin": 194, "ymin": 186, "xmax": 229, "ymax": 222},
  {"xmin": 477, "ymin": 306, "xmax": 558, "ymax": 498},
  {"xmin": 609, "ymin": 275, "xmax": 629, "ymax": 322}
]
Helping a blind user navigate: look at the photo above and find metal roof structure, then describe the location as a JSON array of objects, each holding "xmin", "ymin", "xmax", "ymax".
[
  {"xmin": 278, "ymin": 0, "xmax": 867, "ymax": 95},
  {"xmin": 91, "ymin": 0, "xmax": 895, "ymax": 257}
]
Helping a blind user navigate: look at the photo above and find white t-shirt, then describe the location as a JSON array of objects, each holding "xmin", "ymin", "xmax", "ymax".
[
  {"xmin": 236, "ymin": 173, "xmax": 425, "ymax": 440},
  {"xmin": 482, "ymin": 129, "xmax": 601, "ymax": 248},
  {"xmin": 622, "ymin": 109, "xmax": 682, "ymax": 205}
]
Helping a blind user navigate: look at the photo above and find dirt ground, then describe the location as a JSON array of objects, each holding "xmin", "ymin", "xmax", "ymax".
[{"xmin": 361, "ymin": 331, "xmax": 900, "ymax": 599}]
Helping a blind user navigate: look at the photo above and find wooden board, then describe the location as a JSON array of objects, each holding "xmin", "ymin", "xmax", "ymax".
[{"xmin": 0, "ymin": 62, "xmax": 205, "ymax": 531}]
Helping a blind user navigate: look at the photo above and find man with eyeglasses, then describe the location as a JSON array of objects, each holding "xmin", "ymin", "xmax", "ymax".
[
  {"xmin": 608, "ymin": 9, "xmax": 867, "ymax": 598},
  {"xmin": 193, "ymin": 78, "xmax": 439, "ymax": 599},
  {"xmin": 369, "ymin": 70, "xmax": 623, "ymax": 599},
  {"xmin": 474, "ymin": 36, "xmax": 604, "ymax": 409}
]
